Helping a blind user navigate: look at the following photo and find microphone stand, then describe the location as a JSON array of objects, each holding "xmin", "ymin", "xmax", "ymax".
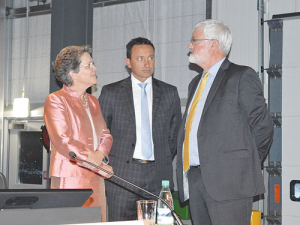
[{"xmin": 69, "ymin": 152, "xmax": 183, "ymax": 225}]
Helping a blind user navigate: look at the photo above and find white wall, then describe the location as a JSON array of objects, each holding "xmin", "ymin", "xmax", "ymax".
[
  {"xmin": 8, "ymin": 15, "xmax": 51, "ymax": 104},
  {"xmin": 282, "ymin": 18, "xmax": 300, "ymax": 225},
  {"xmin": 8, "ymin": 1, "xmax": 51, "ymax": 105},
  {"xmin": 212, "ymin": 0, "xmax": 260, "ymax": 70}
]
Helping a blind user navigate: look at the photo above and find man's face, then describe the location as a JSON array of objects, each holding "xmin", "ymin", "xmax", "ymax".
[
  {"xmin": 188, "ymin": 29, "xmax": 212, "ymax": 66},
  {"xmin": 125, "ymin": 45, "xmax": 155, "ymax": 82}
]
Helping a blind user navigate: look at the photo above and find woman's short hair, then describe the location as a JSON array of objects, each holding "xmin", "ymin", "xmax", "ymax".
[
  {"xmin": 52, "ymin": 46, "xmax": 92, "ymax": 86},
  {"xmin": 193, "ymin": 19, "xmax": 232, "ymax": 56}
]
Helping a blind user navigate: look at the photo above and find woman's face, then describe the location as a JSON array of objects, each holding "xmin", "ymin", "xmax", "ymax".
[{"xmin": 72, "ymin": 52, "xmax": 98, "ymax": 88}]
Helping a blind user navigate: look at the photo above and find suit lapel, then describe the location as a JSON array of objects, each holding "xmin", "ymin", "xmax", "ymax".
[
  {"xmin": 121, "ymin": 77, "xmax": 136, "ymax": 125},
  {"xmin": 201, "ymin": 59, "xmax": 231, "ymax": 118},
  {"xmin": 183, "ymin": 75, "xmax": 202, "ymax": 120},
  {"xmin": 152, "ymin": 78, "xmax": 162, "ymax": 126}
]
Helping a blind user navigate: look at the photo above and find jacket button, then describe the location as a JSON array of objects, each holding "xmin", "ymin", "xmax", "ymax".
[
  {"xmin": 127, "ymin": 160, "xmax": 130, "ymax": 164},
  {"xmin": 132, "ymin": 143, "xmax": 135, "ymax": 147}
]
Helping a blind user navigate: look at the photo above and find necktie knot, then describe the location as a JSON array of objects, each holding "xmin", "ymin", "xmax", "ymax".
[
  {"xmin": 203, "ymin": 72, "xmax": 210, "ymax": 79},
  {"xmin": 138, "ymin": 83, "xmax": 148, "ymax": 90}
]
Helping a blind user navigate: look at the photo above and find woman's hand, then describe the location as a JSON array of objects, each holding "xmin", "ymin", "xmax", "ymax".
[
  {"xmin": 98, "ymin": 164, "xmax": 114, "ymax": 179},
  {"xmin": 79, "ymin": 150, "xmax": 105, "ymax": 170}
]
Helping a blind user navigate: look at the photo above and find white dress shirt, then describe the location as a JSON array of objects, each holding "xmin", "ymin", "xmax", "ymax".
[{"xmin": 131, "ymin": 74, "xmax": 154, "ymax": 160}]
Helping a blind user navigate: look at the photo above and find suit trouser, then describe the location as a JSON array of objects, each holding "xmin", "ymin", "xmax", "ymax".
[
  {"xmin": 188, "ymin": 166, "xmax": 253, "ymax": 225},
  {"xmin": 106, "ymin": 161, "xmax": 158, "ymax": 222}
]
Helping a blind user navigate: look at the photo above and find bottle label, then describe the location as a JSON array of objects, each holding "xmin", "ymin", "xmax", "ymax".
[{"xmin": 157, "ymin": 208, "xmax": 174, "ymax": 225}]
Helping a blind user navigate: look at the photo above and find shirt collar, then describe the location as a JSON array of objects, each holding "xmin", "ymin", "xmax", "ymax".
[
  {"xmin": 131, "ymin": 74, "xmax": 152, "ymax": 86},
  {"xmin": 205, "ymin": 57, "xmax": 226, "ymax": 77}
]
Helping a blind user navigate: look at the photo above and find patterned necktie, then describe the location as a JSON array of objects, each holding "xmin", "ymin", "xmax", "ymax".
[
  {"xmin": 138, "ymin": 83, "xmax": 152, "ymax": 159},
  {"xmin": 183, "ymin": 72, "xmax": 210, "ymax": 173}
]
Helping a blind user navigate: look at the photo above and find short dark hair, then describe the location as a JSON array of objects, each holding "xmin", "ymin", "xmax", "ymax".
[
  {"xmin": 126, "ymin": 37, "xmax": 155, "ymax": 59},
  {"xmin": 52, "ymin": 46, "xmax": 92, "ymax": 86}
]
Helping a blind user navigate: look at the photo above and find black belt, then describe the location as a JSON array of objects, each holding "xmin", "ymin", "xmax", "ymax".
[
  {"xmin": 132, "ymin": 158, "xmax": 155, "ymax": 164},
  {"xmin": 191, "ymin": 165, "xmax": 201, "ymax": 171}
]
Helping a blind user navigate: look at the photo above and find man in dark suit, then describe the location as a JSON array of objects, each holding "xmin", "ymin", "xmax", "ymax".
[
  {"xmin": 99, "ymin": 37, "xmax": 181, "ymax": 221},
  {"xmin": 177, "ymin": 19, "xmax": 274, "ymax": 225}
]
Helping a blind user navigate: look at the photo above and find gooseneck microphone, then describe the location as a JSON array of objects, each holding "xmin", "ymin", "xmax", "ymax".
[{"xmin": 69, "ymin": 151, "xmax": 183, "ymax": 225}]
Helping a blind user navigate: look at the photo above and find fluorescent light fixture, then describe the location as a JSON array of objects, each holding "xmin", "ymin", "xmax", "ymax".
[{"xmin": 13, "ymin": 98, "xmax": 30, "ymax": 118}]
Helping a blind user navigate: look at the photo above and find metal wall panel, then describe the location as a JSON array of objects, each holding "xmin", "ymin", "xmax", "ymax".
[
  {"xmin": 266, "ymin": 18, "xmax": 283, "ymax": 225},
  {"xmin": 266, "ymin": 176, "xmax": 282, "ymax": 224},
  {"xmin": 0, "ymin": 0, "xmax": 6, "ymax": 170}
]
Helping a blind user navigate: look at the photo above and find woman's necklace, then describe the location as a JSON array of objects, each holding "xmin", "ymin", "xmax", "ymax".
[{"xmin": 81, "ymin": 94, "xmax": 88, "ymax": 107}]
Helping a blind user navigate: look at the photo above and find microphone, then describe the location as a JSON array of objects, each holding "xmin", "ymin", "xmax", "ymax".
[{"xmin": 69, "ymin": 151, "xmax": 183, "ymax": 225}]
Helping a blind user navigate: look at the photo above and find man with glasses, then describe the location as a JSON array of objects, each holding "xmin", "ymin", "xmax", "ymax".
[
  {"xmin": 176, "ymin": 19, "xmax": 274, "ymax": 225},
  {"xmin": 99, "ymin": 37, "xmax": 181, "ymax": 221}
]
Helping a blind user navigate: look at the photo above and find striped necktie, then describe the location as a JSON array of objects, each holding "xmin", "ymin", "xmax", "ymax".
[{"xmin": 183, "ymin": 72, "xmax": 210, "ymax": 173}]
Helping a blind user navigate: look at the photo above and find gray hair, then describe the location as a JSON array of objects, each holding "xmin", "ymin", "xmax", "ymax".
[
  {"xmin": 52, "ymin": 46, "xmax": 92, "ymax": 86},
  {"xmin": 193, "ymin": 19, "xmax": 232, "ymax": 55}
]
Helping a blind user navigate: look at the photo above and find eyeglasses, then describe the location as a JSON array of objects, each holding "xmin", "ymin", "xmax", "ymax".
[
  {"xmin": 80, "ymin": 62, "xmax": 95, "ymax": 69},
  {"xmin": 190, "ymin": 38, "xmax": 214, "ymax": 45}
]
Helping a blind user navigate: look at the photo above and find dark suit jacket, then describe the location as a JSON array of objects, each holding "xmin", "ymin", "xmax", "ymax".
[
  {"xmin": 177, "ymin": 59, "xmax": 274, "ymax": 202},
  {"xmin": 99, "ymin": 76, "xmax": 181, "ymax": 194}
]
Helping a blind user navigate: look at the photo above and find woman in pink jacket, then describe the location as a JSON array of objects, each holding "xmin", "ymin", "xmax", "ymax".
[{"xmin": 43, "ymin": 46, "xmax": 113, "ymax": 221}]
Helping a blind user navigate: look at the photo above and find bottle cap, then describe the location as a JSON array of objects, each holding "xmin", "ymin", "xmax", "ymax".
[{"xmin": 162, "ymin": 180, "xmax": 169, "ymax": 187}]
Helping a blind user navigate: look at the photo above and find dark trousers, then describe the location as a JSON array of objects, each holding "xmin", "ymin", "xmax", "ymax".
[
  {"xmin": 106, "ymin": 162, "xmax": 158, "ymax": 222},
  {"xmin": 188, "ymin": 166, "xmax": 253, "ymax": 225}
]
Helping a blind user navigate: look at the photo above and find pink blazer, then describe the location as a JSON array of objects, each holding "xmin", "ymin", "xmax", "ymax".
[{"xmin": 43, "ymin": 85, "xmax": 112, "ymax": 178}]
